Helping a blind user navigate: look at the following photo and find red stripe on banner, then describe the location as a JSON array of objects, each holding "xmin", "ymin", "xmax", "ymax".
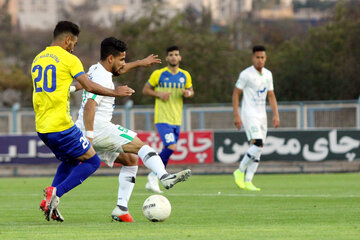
[{"xmin": 136, "ymin": 130, "xmax": 214, "ymax": 165}]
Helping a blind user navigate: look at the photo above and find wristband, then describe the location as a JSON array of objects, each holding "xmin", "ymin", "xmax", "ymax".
[
  {"xmin": 85, "ymin": 131, "xmax": 94, "ymax": 138},
  {"xmin": 69, "ymin": 86, "xmax": 76, "ymax": 93}
]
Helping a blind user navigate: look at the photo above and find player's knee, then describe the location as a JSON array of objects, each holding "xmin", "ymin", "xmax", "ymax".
[
  {"xmin": 128, "ymin": 154, "xmax": 138, "ymax": 166},
  {"xmin": 123, "ymin": 136, "xmax": 145, "ymax": 154},
  {"xmin": 116, "ymin": 153, "xmax": 138, "ymax": 166},
  {"xmin": 166, "ymin": 144, "xmax": 177, "ymax": 151},
  {"xmin": 133, "ymin": 136, "xmax": 144, "ymax": 145},
  {"xmin": 87, "ymin": 154, "xmax": 101, "ymax": 169},
  {"xmin": 252, "ymin": 139, "xmax": 263, "ymax": 147}
]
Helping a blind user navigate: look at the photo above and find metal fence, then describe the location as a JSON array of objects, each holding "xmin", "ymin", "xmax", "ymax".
[{"xmin": 1, "ymin": 98, "xmax": 359, "ymax": 134}]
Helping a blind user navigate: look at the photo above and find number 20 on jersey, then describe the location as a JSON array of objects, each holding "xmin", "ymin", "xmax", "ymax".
[{"xmin": 32, "ymin": 64, "xmax": 57, "ymax": 92}]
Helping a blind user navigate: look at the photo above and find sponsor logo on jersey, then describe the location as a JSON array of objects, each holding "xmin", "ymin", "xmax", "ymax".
[{"xmin": 256, "ymin": 87, "xmax": 267, "ymax": 97}]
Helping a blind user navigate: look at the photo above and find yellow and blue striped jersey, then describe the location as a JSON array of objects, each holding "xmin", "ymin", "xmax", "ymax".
[
  {"xmin": 147, "ymin": 66, "xmax": 192, "ymax": 125},
  {"xmin": 31, "ymin": 46, "xmax": 85, "ymax": 133}
]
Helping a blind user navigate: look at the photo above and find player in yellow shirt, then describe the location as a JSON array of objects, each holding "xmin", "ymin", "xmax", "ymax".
[
  {"xmin": 31, "ymin": 21, "xmax": 134, "ymax": 222},
  {"xmin": 142, "ymin": 46, "xmax": 194, "ymax": 193}
]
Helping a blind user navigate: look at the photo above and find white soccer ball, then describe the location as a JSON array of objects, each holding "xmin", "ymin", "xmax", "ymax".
[{"xmin": 142, "ymin": 194, "xmax": 171, "ymax": 222}]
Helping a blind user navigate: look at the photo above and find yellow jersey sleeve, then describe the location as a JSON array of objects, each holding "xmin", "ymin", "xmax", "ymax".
[
  {"xmin": 70, "ymin": 56, "xmax": 85, "ymax": 78},
  {"xmin": 184, "ymin": 70, "xmax": 192, "ymax": 89},
  {"xmin": 148, "ymin": 69, "xmax": 161, "ymax": 87}
]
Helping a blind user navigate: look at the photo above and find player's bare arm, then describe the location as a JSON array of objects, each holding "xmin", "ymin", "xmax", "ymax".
[
  {"xmin": 232, "ymin": 87, "xmax": 243, "ymax": 130},
  {"xmin": 182, "ymin": 88, "xmax": 194, "ymax": 98},
  {"xmin": 115, "ymin": 85, "xmax": 136, "ymax": 97},
  {"xmin": 142, "ymin": 83, "xmax": 170, "ymax": 101},
  {"xmin": 69, "ymin": 82, "xmax": 83, "ymax": 92},
  {"xmin": 267, "ymin": 90, "xmax": 280, "ymax": 128},
  {"xmin": 83, "ymin": 99, "xmax": 97, "ymax": 146},
  {"xmin": 119, "ymin": 54, "xmax": 162, "ymax": 74},
  {"xmin": 70, "ymin": 73, "xmax": 93, "ymax": 92},
  {"xmin": 76, "ymin": 73, "xmax": 135, "ymax": 97}
]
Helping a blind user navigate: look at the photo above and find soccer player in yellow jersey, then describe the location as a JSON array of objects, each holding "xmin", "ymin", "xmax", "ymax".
[
  {"xmin": 142, "ymin": 46, "xmax": 194, "ymax": 193},
  {"xmin": 31, "ymin": 21, "xmax": 134, "ymax": 222}
]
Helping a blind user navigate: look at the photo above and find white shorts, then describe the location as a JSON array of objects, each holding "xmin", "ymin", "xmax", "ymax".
[
  {"xmin": 76, "ymin": 122, "xmax": 137, "ymax": 167},
  {"xmin": 241, "ymin": 116, "xmax": 267, "ymax": 142}
]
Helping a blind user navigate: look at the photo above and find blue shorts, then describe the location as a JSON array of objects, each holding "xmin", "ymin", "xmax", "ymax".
[
  {"xmin": 37, "ymin": 125, "xmax": 91, "ymax": 162},
  {"xmin": 155, "ymin": 123, "xmax": 180, "ymax": 147}
]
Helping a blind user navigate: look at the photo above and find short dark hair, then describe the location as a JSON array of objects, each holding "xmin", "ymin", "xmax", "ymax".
[
  {"xmin": 252, "ymin": 45, "xmax": 266, "ymax": 53},
  {"xmin": 166, "ymin": 45, "xmax": 180, "ymax": 54},
  {"xmin": 53, "ymin": 21, "xmax": 80, "ymax": 39},
  {"xmin": 100, "ymin": 37, "xmax": 127, "ymax": 61}
]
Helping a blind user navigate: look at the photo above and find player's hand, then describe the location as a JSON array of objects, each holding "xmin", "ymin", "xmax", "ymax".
[
  {"xmin": 234, "ymin": 115, "xmax": 242, "ymax": 130},
  {"xmin": 158, "ymin": 92, "xmax": 170, "ymax": 101},
  {"xmin": 114, "ymin": 85, "xmax": 135, "ymax": 97},
  {"xmin": 273, "ymin": 115, "xmax": 280, "ymax": 128},
  {"xmin": 182, "ymin": 89, "xmax": 193, "ymax": 98},
  {"xmin": 141, "ymin": 54, "xmax": 162, "ymax": 67}
]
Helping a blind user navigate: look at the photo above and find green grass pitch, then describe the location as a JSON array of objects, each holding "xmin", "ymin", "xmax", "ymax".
[{"xmin": 0, "ymin": 173, "xmax": 359, "ymax": 239}]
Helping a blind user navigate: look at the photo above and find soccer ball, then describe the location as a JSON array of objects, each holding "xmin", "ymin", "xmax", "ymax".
[{"xmin": 142, "ymin": 194, "xmax": 171, "ymax": 222}]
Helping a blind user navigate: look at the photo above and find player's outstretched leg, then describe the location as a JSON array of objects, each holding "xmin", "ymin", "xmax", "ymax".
[
  {"xmin": 145, "ymin": 172, "xmax": 163, "ymax": 193},
  {"xmin": 124, "ymin": 139, "xmax": 192, "ymax": 191},
  {"xmin": 145, "ymin": 147, "xmax": 174, "ymax": 193},
  {"xmin": 160, "ymin": 169, "xmax": 192, "ymax": 190},
  {"xmin": 137, "ymin": 145, "xmax": 191, "ymax": 190}
]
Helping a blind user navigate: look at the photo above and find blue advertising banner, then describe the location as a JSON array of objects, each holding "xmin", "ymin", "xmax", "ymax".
[
  {"xmin": 1, "ymin": 129, "xmax": 359, "ymax": 164},
  {"xmin": 214, "ymin": 129, "xmax": 360, "ymax": 163},
  {"xmin": 0, "ymin": 135, "xmax": 57, "ymax": 164}
]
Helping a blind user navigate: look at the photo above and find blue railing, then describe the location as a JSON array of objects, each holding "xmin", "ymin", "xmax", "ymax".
[{"xmin": 3, "ymin": 97, "xmax": 360, "ymax": 133}]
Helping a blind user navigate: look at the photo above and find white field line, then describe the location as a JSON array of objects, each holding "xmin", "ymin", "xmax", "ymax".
[
  {"xmin": 132, "ymin": 192, "xmax": 360, "ymax": 198},
  {"xmin": 7, "ymin": 193, "xmax": 360, "ymax": 198}
]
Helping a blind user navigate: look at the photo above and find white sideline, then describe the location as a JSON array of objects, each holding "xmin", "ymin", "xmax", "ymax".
[
  {"xmin": 11, "ymin": 193, "xmax": 360, "ymax": 198},
  {"xmin": 134, "ymin": 192, "xmax": 360, "ymax": 198}
]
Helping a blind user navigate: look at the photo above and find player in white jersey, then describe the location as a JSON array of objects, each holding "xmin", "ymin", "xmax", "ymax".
[
  {"xmin": 232, "ymin": 45, "xmax": 280, "ymax": 191},
  {"xmin": 75, "ymin": 37, "xmax": 191, "ymax": 222}
]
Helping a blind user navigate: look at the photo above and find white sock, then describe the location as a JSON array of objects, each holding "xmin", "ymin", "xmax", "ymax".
[
  {"xmin": 245, "ymin": 159, "xmax": 259, "ymax": 182},
  {"xmin": 245, "ymin": 147, "xmax": 262, "ymax": 182},
  {"xmin": 138, "ymin": 145, "xmax": 167, "ymax": 179},
  {"xmin": 239, "ymin": 144, "xmax": 262, "ymax": 172},
  {"xmin": 239, "ymin": 154, "xmax": 251, "ymax": 172},
  {"xmin": 117, "ymin": 166, "xmax": 138, "ymax": 208}
]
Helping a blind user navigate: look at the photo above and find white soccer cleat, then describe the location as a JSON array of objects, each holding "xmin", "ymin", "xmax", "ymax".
[
  {"xmin": 160, "ymin": 169, "xmax": 191, "ymax": 190},
  {"xmin": 40, "ymin": 198, "xmax": 64, "ymax": 222},
  {"xmin": 43, "ymin": 186, "xmax": 60, "ymax": 221},
  {"xmin": 145, "ymin": 172, "xmax": 163, "ymax": 193},
  {"xmin": 111, "ymin": 206, "xmax": 134, "ymax": 222},
  {"xmin": 52, "ymin": 208, "xmax": 64, "ymax": 222}
]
